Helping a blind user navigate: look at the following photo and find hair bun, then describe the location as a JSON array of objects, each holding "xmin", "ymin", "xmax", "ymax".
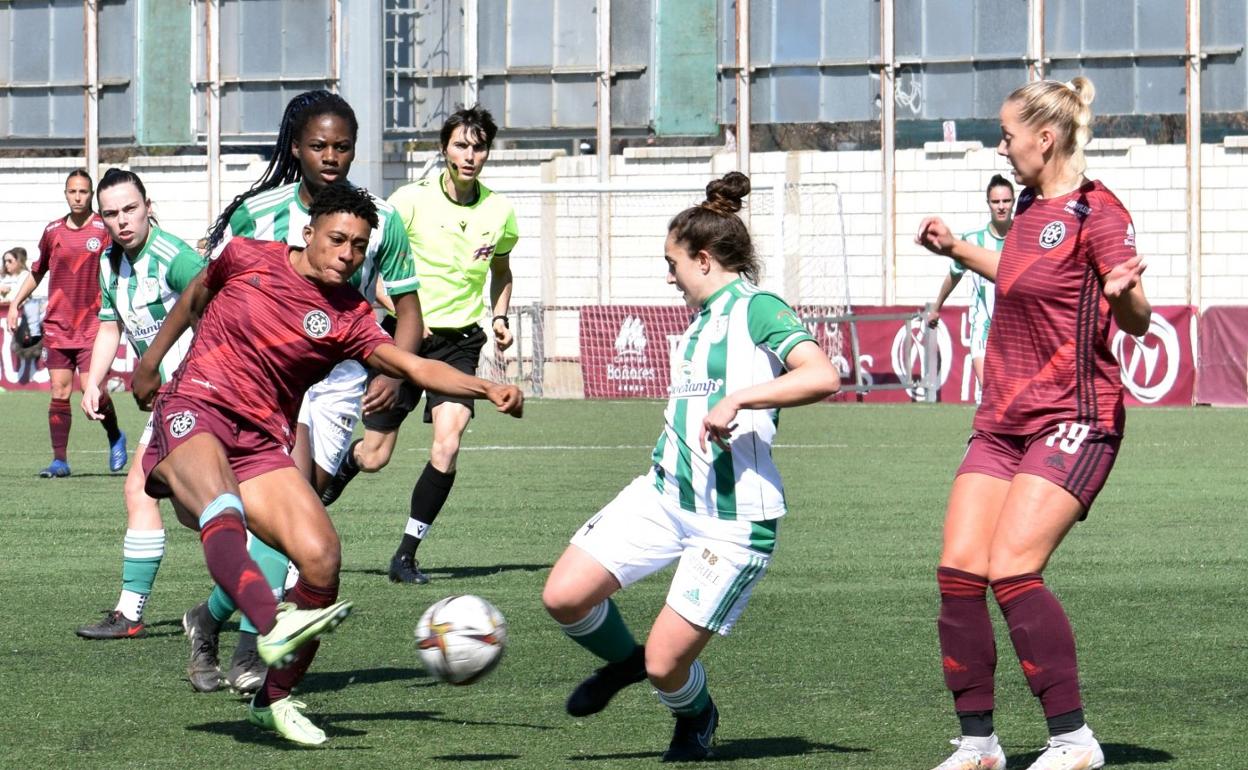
[
  {"xmin": 703, "ymin": 171, "xmax": 750, "ymax": 216},
  {"xmin": 1068, "ymin": 76, "xmax": 1096, "ymax": 108}
]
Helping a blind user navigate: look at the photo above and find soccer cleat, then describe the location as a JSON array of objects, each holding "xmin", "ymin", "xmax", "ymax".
[
  {"xmin": 319, "ymin": 443, "xmax": 361, "ymax": 506},
  {"xmin": 226, "ymin": 635, "xmax": 267, "ymax": 694},
  {"xmin": 108, "ymin": 431, "xmax": 128, "ymax": 473},
  {"xmin": 248, "ymin": 697, "xmax": 327, "ymax": 746},
  {"xmin": 566, "ymin": 645, "xmax": 647, "ymax": 717},
  {"xmin": 182, "ymin": 602, "xmax": 223, "ymax": 693},
  {"xmin": 257, "ymin": 600, "xmax": 353, "ymax": 668},
  {"xmin": 661, "ymin": 698, "xmax": 719, "ymax": 762},
  {"xmin": 932, "ymin": 737, "xmax": 1008, "ymax": 770},
  {"xmin": 76, "ymin": 610, "xmax": 145, "ymax": 640},
  {"xmin": 1025, "ymin": 737, "xmax": 1104, "ymax": 770},
  {"xmin": 39, "ymin": 459, "xmax": 71, "ymax": 478},
  {"xmin": 388, "ymin": 553, "xmax": 429, "ymax": 585}
]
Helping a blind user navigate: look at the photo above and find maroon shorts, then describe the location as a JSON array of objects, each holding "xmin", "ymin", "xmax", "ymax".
[
  {"xmin": 142, "ymin": 392, "xmax": 296, "ymax": 499},
  {"xmin": 43, "ymin": 345, "xmax": 91, "ymax": 372},
  {"xmin": 956, "ymin": 424, "xmax": 1121, "ymax": 516}
]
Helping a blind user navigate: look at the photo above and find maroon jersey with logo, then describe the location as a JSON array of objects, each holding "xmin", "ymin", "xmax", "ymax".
[
  {"xmin": 164, "ymin": 237, "xmax": 390, "ymax": 447},
  {"xmin": 33, "ymin": 213, "xmax": 110, "ymax": 349},
  {"xmin": 976, "ymin": 180, "xmax": 1137, "ymax": 436}
]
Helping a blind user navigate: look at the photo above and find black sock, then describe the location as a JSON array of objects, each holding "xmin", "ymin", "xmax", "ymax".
[
  {"xmin": 957, "ymin": 710, "xmax": 995, "ymax": 738},
  {"xmin": 341, "ymin": 439, "xmax": 361, "ymax": 474},
  {"xmin": 397, "ymin": 462, "xmax": 455, "ymax": 558},
  {"xmin": 1047, "ymin": 708, "xmax": 1085, "ymax": 737},
  {"xmin": 98, "ymin": 395, "xmax": 123, "ymax": 444}
]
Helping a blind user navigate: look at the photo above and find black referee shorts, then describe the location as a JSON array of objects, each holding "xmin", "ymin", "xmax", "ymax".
[{"xmin": 362, "ymin": 317, "xmax": 486, "ymax": 432}]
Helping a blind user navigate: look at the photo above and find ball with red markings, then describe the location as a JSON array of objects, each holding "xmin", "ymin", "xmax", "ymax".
[{"xmin": 415, "ymin": 595, "xmax": 507, "ymax": 685}]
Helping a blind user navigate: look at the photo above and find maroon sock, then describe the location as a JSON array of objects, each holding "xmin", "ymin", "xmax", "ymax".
[
  {"xmin": 258, "ymin": 578, "xmax": 339, "ymax": 707},
  {"xmin": 49, "ymin": 398, "xmax": 71, "ymax": 461},
  {"xmin": 97, "ymin": 393, "xmax": 122, "ymax": 444},
  {"xmin": 199, "ymin": 514, "xmax": 277, "ymax": 636},
  {"xmin": 991, "ymin": 573, "xmax": 1083, "ymax": 718},
  {"xmin": 937, "ymin": 567, "xmax": 996, "ymax": 717}
]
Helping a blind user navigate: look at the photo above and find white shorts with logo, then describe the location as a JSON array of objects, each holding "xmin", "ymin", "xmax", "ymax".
[
  {"xmin": 296, "ymin": 359, "xmax": 366, "ymax": 474},
  {"xmin": 570, "ymin": 475, "xmax": 777, "ymax": 635},
  {"xmin": 138, "ymin": 414, "xmax": 155, "ymax": 448}
]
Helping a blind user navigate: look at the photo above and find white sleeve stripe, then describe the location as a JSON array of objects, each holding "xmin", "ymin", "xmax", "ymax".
[{"xmin": 384, "ymin": 277, "xmax": 420, "ymax": 292}]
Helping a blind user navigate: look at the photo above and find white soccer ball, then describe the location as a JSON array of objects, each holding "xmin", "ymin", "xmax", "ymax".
[
  {"xmin": 415, "ymin": 594, "xmax": 507, "ymax": 685},
  {"xmin": 106, "ymin": 375, "xmax": 126, "ymax": 392}
]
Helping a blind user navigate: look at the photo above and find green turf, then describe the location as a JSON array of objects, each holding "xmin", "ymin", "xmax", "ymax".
[{"xmin": 0, "ymin": 392, "xmax": 1243, "ymax": 767}]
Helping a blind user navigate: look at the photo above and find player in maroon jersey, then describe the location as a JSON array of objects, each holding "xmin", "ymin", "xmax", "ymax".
[
  {"xmin": 916, "ymin": 78, "xmax": 1150, "ymax": 770},
  {"xmin": 130, "ymin": 185, "xmax": 523, "ymax": 745},
  {"xmin": 5, "ymin": 170, "xmax": 128, "ymax": 478}
]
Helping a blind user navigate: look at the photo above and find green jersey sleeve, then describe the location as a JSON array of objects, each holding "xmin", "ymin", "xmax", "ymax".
[
  {"xmin": 228, "ymin": 202, "xmax": 256, "ymax": 238},
  {"xmin": 377, "ymin": 211, "xmax": 419, "ymax": 297},
  {"xmin": 166, "ymin": 245, "xmax": 208, "ymax": 294},
  {"xmin": 495, "ymin": 208, "xmax": 519, "ymax": 257},
  {"xmin": 98, "ymin": 255, "xmax": 118, "ymax": 322},
  {"xmin": 746, "ymin": 293, "xmax": 817, "ymax": 362}
]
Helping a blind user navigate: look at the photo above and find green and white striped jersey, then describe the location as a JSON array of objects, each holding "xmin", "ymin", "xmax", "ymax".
[
  {"xmin": 225, "ymin": 181, "xmax": 419, "ymax": 301},
  {"xmin": 950, "ymin": 224, "xmax": 1002, "ymax": 332},
  {"xmin": 651, "ymin": 279, "xmax": 817, "ymax": 521},
  {"xmin": 98, "ymin": 226, "xmax": 205, "ymax": 383}
]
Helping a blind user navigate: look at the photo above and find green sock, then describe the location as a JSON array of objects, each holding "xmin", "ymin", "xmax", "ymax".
[
  {"xmin": 117, "ymin": 529, "xmax": 165, "ymax": 621},
  {"xmin": 204, "ymin": 536, "xmax": 290, "ymax": 632},
  {"xmin": 558, "ymin": 599, "xmax": 638, "ymax": 663},
  {"xmin": 657, "ymin": 659, "xmax": 711, "ymax": 716}
]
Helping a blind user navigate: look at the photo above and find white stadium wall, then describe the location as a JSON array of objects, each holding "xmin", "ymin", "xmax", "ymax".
[{"xmin": 2, "ymin": 140, "xmax": 1245, "ymax": 314}]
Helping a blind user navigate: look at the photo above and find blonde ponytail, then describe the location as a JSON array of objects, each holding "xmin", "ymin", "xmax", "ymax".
[{"xmin": 1008, "ymin": 76, "xmax": 1096, "ymax": 174}]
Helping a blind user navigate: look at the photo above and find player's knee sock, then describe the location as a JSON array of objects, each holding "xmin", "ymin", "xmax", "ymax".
[
  {"xmin": 937, "ymin": 567, "xmax": 996, "ymax": 736},
  {"xmin": 116, "ymin": 528, "xmax": 165, "ymax": 622},
  {"xmin": 397, "ymin": 462, "xmax": 455, "ymax": 557},
  {"xmin": 49, "ymin": 397, "xmax": 71, "ymax": 461},
  {"xmin": 992, "ymin": 573, "xmax": 1083, "ymax": 721},
  {"xmin": 197, "ymin": 495, "xmax": 276, "ymax": 636},
  {"xmin": 238, "ymin": 536, "xmax": 290, "ymax": 635},
  {"xmin": 558, "ymin": 599, "xmax": 639, "ymax": 663},
  {"xmin": 204, "ymin": 535, "xmax": 291, "ymax": 629},
  {"xmin": 97, "ymin": 393, "xmax": 123, "ymax": 444},
  {"xmin": 656, "ymin": 659, "xmax": 711, "ymax": 717},
  {"xmin": 256, "ymin": 577, "xmax": 338, "ymax": 707}
]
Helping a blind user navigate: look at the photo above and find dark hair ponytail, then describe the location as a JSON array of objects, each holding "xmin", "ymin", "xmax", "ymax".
[
  {"xmin": 204, "ymin": 89, "xmax": 359, "ymax": 252},
  {"xmin": 667, "ymin": 171, "xmax": 760, "ymax": 283}
]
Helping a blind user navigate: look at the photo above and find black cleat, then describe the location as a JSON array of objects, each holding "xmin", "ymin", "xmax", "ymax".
[
  {"xmin": 182, "ymin": 601, "xmax": 223, "ymax": 693},
  {"xmin": 566, "ymin": 645, "xmax": 647, "ymax": 717},
  {"xmin": 76, "ymin": 610, "xmax": 146, "ymax": 639},
  {"xmin": 388, "ymin": 553, "xmax": 429, "ymax": 585},
  {"xmin": 661, "ymin": 698, "xmax": 718, "ymax": 762},
  {"xmin": 226, "ymin": 633, "xmax": 266, "ymax": 694},
  {"xmin": 319, "ymin": 440, "xmax": 362, "ymax": 506}
]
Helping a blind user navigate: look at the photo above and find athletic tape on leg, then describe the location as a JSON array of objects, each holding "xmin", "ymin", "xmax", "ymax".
[{"xmin": 199, "ymin": 493, "xmax": 245, "ymax": 529}]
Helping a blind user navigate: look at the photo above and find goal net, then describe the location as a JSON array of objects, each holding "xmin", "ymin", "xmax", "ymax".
[{"xmin": 475, "ymin": 180, "xmax": 850, "ymax": 399}]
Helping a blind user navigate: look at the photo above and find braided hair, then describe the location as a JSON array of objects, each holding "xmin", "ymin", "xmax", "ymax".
[{"xmin": 204, "ymin": 90, "xmax": 359, "ymax": 252}]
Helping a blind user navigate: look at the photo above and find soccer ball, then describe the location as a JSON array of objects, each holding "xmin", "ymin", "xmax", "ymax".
[{"xmin": 415, "ymin": 595, "xmax": 507, "ymax": 685}]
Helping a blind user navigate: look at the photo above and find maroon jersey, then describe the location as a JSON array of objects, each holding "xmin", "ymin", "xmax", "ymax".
[
  {"xmin": 164, "ymin": 237, "xmax": 391, "ymax": 447},
  {"xmin": 33, "ymin": 213, "xmax": 110, "ymax": 349},
  {"xmin": 976, "ymin": 180, "xmax": 1137, "ymax": 436}
]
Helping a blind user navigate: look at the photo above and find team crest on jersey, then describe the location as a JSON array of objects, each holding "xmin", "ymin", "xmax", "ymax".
[
  {"xmin": 303, "ymin": 310, "xmax": 331, "ymax": 338},
  {"xmin": 168, "ymin": 410, "xmax": 196, "ymax": 439},
  {"xmin": 706, "ymin": 316, "xmax": 730, "ymax": 342},
  {"xmin": 1039, "ymin": 221, "xmax": 1066, "ymax": 249},
  {"xmin": 86, "ymin": 237, "xmax": 102, "ymax": 252}
]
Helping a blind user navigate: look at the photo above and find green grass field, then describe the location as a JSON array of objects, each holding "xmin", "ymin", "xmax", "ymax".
[{"xmin": 1, "ymin": 392, "xmax": 1244, "ymax": 768}]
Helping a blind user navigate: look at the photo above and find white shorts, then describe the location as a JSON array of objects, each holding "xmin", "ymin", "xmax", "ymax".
[
  {"xmin": 570, "ymin": 475, "xmax": 777, "ymax": 635},
  {"xmin": 296, "ymin": 359, "xmax": 366, "ymax": 474},
  {"xmin": 970, "ymin": 319, "xmax": 990, "ymax": 360},
  {"xmin": 139, "ymin": 414, "xmax": 155, "ymax": 448}
]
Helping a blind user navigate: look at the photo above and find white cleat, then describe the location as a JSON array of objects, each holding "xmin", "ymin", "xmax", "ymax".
[
  {"xmin": 1025, "ymin": 737, "xmax": 1104, "ymax": 770},
  {"xmin": 933, "ymin": 736, "xmax": 1008, "ymax": 770}
]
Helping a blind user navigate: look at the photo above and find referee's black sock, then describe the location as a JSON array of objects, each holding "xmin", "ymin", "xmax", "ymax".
[{"xmin": 397, "ymin": 462, "xmax": 456, "ymax": 558}]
